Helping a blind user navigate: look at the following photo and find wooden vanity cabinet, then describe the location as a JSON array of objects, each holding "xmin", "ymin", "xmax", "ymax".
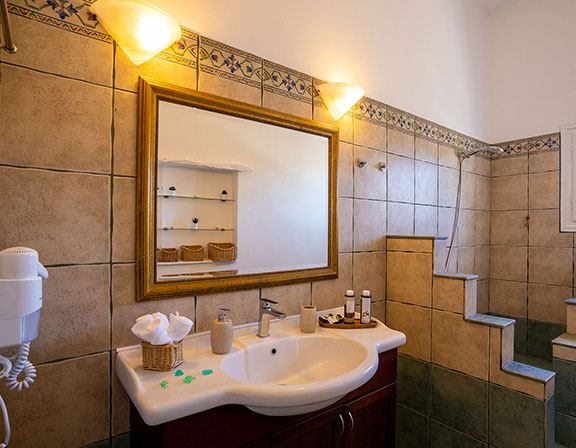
[{"xmin": 130, "ymin": 349, "xmax": 397, "ymax": 448}]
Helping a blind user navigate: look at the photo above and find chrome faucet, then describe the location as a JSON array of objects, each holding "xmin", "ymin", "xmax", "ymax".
[{"xmin": 257, "ymin": 298, "xmax": 286, "ymax": 338}]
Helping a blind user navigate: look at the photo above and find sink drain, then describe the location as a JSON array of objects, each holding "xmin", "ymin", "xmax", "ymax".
[{"xmin": 271, "ymin": 348, "xmax": 277, "ymax": 355}]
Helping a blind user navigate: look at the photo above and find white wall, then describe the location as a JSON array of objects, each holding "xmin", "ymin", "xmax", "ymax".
[
  {"xmin": 488, "ymin": 0, "xmax": 576, "ymax": 142},
  {"xmin": 154, "ymin": 0, "xmax": 491, "ymax": 141}
]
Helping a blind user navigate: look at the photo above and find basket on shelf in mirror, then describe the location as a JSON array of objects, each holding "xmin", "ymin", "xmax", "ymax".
[
  {"xmin": 157, "ymin": 247, "xmax": 178, "ymax": 263},
  {"xmin": 208, "ymin": 242, "xmax": 237, "ymax": 262},
  {"xmin": 180, "ymin": 245, "xmax": 204, "ymax": 262},
  {"xmin": 141, "ymin": 340, "xmax": 183, "ymax": 371}
]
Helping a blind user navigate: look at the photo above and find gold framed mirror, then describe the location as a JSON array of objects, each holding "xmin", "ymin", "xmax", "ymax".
[{"xmin": 136, "ymin": 78, "xmax": 339, "ymax": 301}]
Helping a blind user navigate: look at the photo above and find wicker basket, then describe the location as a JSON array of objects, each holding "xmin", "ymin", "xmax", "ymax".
[
  {"xmin": 180, "ymin": 245, "xmax": 204, "ymax": 262},
  {"xmin": 208, "ymin": 242, "xmax": 237, "ymax": 262},
  {"xmin": 141, "ymin": 340, "xmax": 183, "ymax": 371},
  {"xmin": 157, "ymin": 248, "xmax": 178, "ymax": 263}
]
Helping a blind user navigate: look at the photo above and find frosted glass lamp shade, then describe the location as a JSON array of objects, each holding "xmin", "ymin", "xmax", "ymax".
[
  {"xmin": 90, "ymin": 0, "xmax": 182, "ymax": 66},
  {"xmin": 315, "ymin": 83, "xmax": 365, "ymax": 121}
]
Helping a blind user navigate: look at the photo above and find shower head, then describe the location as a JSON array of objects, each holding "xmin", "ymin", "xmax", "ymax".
[{"xmin": 460, "ymin": 145, "xmax": 504, "ymax": 160}]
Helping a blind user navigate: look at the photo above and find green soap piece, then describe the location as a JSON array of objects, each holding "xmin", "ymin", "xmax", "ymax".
[
  {"xmin": 174, "ymin": 369, "xmax": 184, "ymax": 377},
  {"xmin": 201, "ymin": 369, "xmax": 213, "ymax": 376},
  {"xmin": 160, "ymin": 380, "xmax": 168, "ymax": 389},
  {"xmin": 183, "ymin": 375, "xmax": 195, "ymax": 384}
]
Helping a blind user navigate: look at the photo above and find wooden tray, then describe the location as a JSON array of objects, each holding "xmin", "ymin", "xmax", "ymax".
[{"xmin": 319, "ymin": 317, "xmax": 377, "ymax": 329}]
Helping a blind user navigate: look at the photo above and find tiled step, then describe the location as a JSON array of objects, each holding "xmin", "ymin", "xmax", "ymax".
[{"xmin": 566, "ymin": 298, "xmax": 576, "ymax": 334}]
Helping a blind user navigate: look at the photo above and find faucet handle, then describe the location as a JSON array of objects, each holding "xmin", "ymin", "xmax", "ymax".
[{"xmin": 260, "ymin": 297, "xmax": 278, "ymax": 306}]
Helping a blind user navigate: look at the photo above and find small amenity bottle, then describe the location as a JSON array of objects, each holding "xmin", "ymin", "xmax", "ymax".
[
  {"xmin": 211, "ymin": 308, "xmax": 233, "ymax": 354},
  {"xmin": 361, "ymin": 290, "xmax": 372, "ymax": 324},
  {"xmin": 344, "ymin": 290, "xmax": 355, "ymax": 324}
]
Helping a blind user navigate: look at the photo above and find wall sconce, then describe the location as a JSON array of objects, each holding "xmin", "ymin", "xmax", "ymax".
[
  {"xmin": 90, "ymin": 0, "xmax": 181, "ymax": 66},
  {"xmin": 315, "ymin": 82, "xmax": 365, "ymax": 121}
]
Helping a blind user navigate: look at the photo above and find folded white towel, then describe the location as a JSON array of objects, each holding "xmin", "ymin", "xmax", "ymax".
[
  {"xmin": 141, "ymin": 319, "xmax": 173, "ymax": 345},
  {"xmin": 167, "ymin": 312, "xmax": 194, "ymax": 343}
]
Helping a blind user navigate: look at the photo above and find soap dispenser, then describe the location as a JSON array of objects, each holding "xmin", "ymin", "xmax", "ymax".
[{"xmin": 210, "ymin": 307, "xmax": 233, "ymax": 354}]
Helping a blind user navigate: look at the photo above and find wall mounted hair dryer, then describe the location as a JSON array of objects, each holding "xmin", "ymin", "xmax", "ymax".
[{"xmin": 0, "ymin": 247, "xmax": 48, "ymax": 447}]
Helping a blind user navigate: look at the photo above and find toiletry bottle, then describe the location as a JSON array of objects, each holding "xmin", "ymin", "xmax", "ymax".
[
  {"xmin": 361, "ymin": 290, "xmax": 372, "ymax": 324},
  {"xmin": 344, "ymin": 290, "xmax": 355, "ymax": 324},
  {"xmin": 211, "ymin": 308, "xmax": 233, "ymax": 354}
]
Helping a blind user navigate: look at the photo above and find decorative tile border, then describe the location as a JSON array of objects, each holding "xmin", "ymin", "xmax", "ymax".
[
  {"xmin": 494, "ymin": 133, "xmax": 561, "ymax": 159},
  {"xmin": 388, "ymin": 106, "xmax": 414, "ymax": 135},
  {"xmin": 199, "ymin": 37, "xmax": 261, "ymax": 89},
  {"xmin": 262, "ymin": 61, "xmax": 313, "ymax": 104},
  {"xmin": 354, "ymin": 97, "xmax": 386, "ymax": 127},
  {"xmin": 159, "ymin": 28, "xmax": 198, "ymax": 68},
  {"xmin": 414, "ymin": 116, "xmax": 438, "ymax": 143}
]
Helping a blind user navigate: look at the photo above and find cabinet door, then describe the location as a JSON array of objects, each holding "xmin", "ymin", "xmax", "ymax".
[
  {"xmin": 271, "ymin": 406, "xmax": 344, "ymax": 448},
  {"xmin": 343, "ymin": 384, "xmax": 396, "ymax": 448}
]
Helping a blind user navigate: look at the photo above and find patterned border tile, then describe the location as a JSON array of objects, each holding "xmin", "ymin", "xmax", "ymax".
[
  {"xmin": 438, "ymin": 126, "xmax": 460, "ymax": 149},
  {"xmin": 199, "ymin": 37, "xmax": 261, "ymax": 89},
  {"xmin": 414, "ymin": 116, "xmax": 438, "ymax": 143},
  {"xmin": 494, "ymin": 133, "xmax": 561, "ymax": 159},
  {"xmin": 262, "ymin": 61, "xmax": 313, "ymax": 104},
  {"xmin": 158, "ymin": 28, "xmax": 198, "ymax": 68},
  {"xmin": 354, "ymin": 97, "xmax": 386, "ymax": 127},
  {"xmin": 388, "ymin": 106, "xmax": 414, "ymax": 135}
]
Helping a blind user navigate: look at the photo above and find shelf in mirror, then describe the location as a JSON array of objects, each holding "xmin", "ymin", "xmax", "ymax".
[
  {"xmin": 157, "ymin": 228, "xmax": 235, "ymax": 231},
  {"xmin": 157, "ymin": 194, "xmax": 235, "ymax": 202}
]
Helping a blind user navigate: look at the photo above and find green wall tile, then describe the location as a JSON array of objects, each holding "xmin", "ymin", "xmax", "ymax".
[
  {"xmin": 430, "ymin": 420, "xmax": 487, "ymax": 448},
  {"xmin": 396, "ymin": 405, "xmax": 430, "ymax": 448},
  {"xmin": 556, "ymin": 411, "xmax": 576, "ymax": 448},
  {"xmin": 554, "ymin": 358, "xmax": 576, "ymax": 417},
  {"xmin": 397, "ymin": 354, "xmax": 431, "ymax": 415}
]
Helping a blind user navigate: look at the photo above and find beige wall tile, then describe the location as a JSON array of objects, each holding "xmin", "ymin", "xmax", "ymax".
[
  {"xmin": 261, "ymin": 283, "xmax": 312, "ymax": 317},
  {"xmin": 415, "ymin": 137, "xmax": 438, "ymax": 163},
  {"xmin": 386, "ymin": 301, "xmax": 431, "ymax": 361},
  {"xmin": 475, "ymin": 210, "xmax": 491, "ymax": 246},
  {"xmin": 554, "ymin": 344, "xmax": 576, "ymax": 363},
  {"xmin": 1, "ymin": 15, "xmax": 113, "ymax": 85},
  {"xmin": 476, "ymin": 156, "xmax": 491, "ymax": 177},
  {"xmin": 196, "ymin": 289, "xmax": 259, "ymax": 332},
  {"xmin": 475, "ymin": 245, "xmax": 490, "ymax": 280},
  {"xmin": 313, "ymin": 103, "xmax": 353, "ymax": 143},
  {"xmin": 372, "ymin": 300, "xmax": 386, "ymax": 322},
  {"xmin": 528, "ymin": 283, "xmax": 571, "ymax": 325},
  {"xmin": 112, "ymin": 178, "xmax": 136, "ymax": 262},
  {"xmin": 431, "ymin": 309, "xmax": 489, "ymax": 380},
  {"xmin": 263, "ymin": 92, "xmax": 312, "ymax": 119},
  {"xmin": 387, "ymin": 202, "xmax": 415, "ymax": 236},
  {"xmin": 477, "ymin": 279, "xmax": 490, "ymax": 313},
  {"xmin": 312, "ymin": 253, "xmax": 352, "ymax": 311},
  {"xmin": 489, "ymin": 279, "xmax": 527, "ymax": 318},
  {"xmin": 529, "ymin": 209, "xmax": 572, "ymax": 247},
  {"xmin": 415, "ymin": 205, "xmax": 438, "ymax": 236},
  {"xmin": 461, "ymin": 171, "xmax": 476, "ymax": 210},
  {"xmin": 529, "ymin": 171, "xmax": 559, "ymax": 209},
  {"xmin": 354, "ymin": 146, "xmax": 387, "ymax": 200},
  {"xmin": 529, "ymin": 247, "xmax": 572, "ymax": 287},
  {"xmin": 0, "ymin": 167, "xmax": 110, "ymax": 265},
  {"xmin": 457, "ymin": 209, "xmax": 476, "ymax": 246},
  {"xmin": 490, "ymin": 211, "xmax": 529, "ymax": 246},
  {"xmin": 387, "ymin": 251, "xmax": 432, "ymax": 307},
  {"xmin": 438, "ymin": 144, "xmax": 459, "ymax": 168},
  {"xmin": 353, "ymin": 251, "xmax": 386, "ymax": 300},
  {"xmin": 338, "ymin": 143, "xmax": 354, "ymax": 197},
  {"xmin": 568, "ymin": 303, "xmax": 576, "ymax": 334},
  {"xmin": 529, "ymin": 151, "xmax": 559, "ymax": 173},
  {"xmin": 111, "ymin": 264, "xmax": 195, "ymax": 347},
  {"xmin": 491, "ymin": 156, "xmax": 528, "ymax": 177},
  {"xmin": 415, "ymin": 161, "xmax": 438, "ymax": 206},
  {"xmin": 387, "ymin": 237, "xmax": 434, "ymax": 253},
  {"xmin": 438, "ymin": 166, "xmax": 458, "ymax": 207},
  {"xmin": 32, "ymin": 265, "xmax": 110, "ymax": 364},
  {"xmin": 490, "ymin": 246, "xmax": 527, "ymax": 283},
  {"xmin": 388, "ymin": 129, "xmax": 414, "ymax": 157},
  {"xmin": 112, "ymin": 352, "xmax": 130, "ymax": 436},
  {"xmin": 353, "ymin": 118, "xmax": 386, "ymax": 151},
  {"xmin": 438, "ymin": 207, "xmax": 456, "ymax": 240},
  {"xmin": 338, "ymin": 197, "xmax": 353, "ymax": 252},
  {"xmin": 0, "ymin": 65, "xmax": 112, "ymax": 173},
  {"xmin": 476, "ymin": 175, "xmax": 491, "ymax": 211},
  {"xmin": 0, "ymin": 353, "xmax": 110, "ymax": 447},
  {"xmin": 388, "ymin": 154, "xmax": 415, "ymax": 203},
  {"xmin": 491, "ymin": 175, "xmax": 528, "ymax": 210},
  {"xmin": 457, "ymin": 246, "xmax": 475, "ymax": 275},
  {"xmin": 113, "ymin": 91, "xmax": 138, "ymax": 177},
  {"xmin": 433, "ymin": 277, "xmax": 465, "ymax": 314},
  {"xmin": 116, "ymin": 46, "xmax": 198, "ymax": 93},
  {"xmin": 353, "ymin": 199, "xmax": 387, "ymax": 250}
]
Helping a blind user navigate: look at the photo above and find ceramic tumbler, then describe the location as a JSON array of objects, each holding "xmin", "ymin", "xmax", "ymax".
[{"xmin": 300, "ymin": 305, "xmax": 317, "ymax": 333}]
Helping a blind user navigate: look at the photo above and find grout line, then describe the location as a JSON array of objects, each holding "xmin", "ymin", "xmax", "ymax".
[{"xmin": 0, "ymin": 162, "xmax": 124, "ymax": 177}]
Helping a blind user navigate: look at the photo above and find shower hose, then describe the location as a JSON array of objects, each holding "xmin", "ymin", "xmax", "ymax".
[{"xmin": 0, "ymin": 343, "xmax": 38, "ymax": 447}]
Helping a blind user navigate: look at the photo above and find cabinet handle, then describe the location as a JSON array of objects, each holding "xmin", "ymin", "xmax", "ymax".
[
  {"xmin": 346, "ymin": 410, "xmax": 355, "ymax": 432},
  {"xmin": 338, "ymin": 413, "xmax": 345, "ymax": 435}
]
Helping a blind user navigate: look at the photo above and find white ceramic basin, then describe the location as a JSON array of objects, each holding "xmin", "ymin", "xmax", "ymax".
[{"xmin": 116, "ymin": 309, "xmax": 405, "ymax": 425}]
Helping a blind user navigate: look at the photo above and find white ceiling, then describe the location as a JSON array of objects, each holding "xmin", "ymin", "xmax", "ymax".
[{"xmin": 474, "ymin": 0, "xmax": 520, "ymax": 14}]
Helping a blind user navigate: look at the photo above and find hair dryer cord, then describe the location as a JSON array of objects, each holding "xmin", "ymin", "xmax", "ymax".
[{"xmin": 6, "ymin": 344, "xmax": 36, "ymax": 392}]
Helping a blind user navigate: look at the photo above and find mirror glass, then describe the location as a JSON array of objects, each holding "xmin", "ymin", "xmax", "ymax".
[{"xmin": 156, "ymin": 101, "xmax": 330, "ymax": 281}]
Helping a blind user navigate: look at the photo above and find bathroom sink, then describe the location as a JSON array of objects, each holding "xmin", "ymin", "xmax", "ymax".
[{"xmin": 115, "ymin": 309, "xmax": 406, "ymax": 425}]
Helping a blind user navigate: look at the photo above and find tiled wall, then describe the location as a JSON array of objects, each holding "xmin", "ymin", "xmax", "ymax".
[
  {"xmin": 489, "ymin": 133, "xmax": 569, "ymax": 365},
  {"xmin": 0, "ymin": 1, "xmax": 489, "ymax": 446}
]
